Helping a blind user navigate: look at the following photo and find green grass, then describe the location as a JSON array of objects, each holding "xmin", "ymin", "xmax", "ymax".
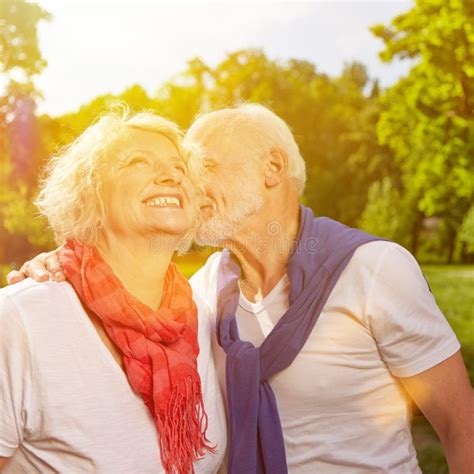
[
  {"xmin": 421, "ymin": 265, "xmax": 473, "ymax": 381},
  {"xmin": 412, "ymin": 265, "xmax": 473, "ymax": 474}
]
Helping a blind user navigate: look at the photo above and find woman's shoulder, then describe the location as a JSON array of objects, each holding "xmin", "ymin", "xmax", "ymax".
[
  {"xmin": 0, "ymin": 279, "xmax": 75, "ymax": 323},
  {"xmin": 1, "ymin": 278, "xmax": 71, "ymax": 300},
  {"xmin": 0, "ymin": 280, "xmax": 60, "ymax": 348}
]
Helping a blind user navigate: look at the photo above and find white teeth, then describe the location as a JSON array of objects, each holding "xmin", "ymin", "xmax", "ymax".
[{"xmin": 144, "ymin": 196, "xmax": 181, "ymax": 207}]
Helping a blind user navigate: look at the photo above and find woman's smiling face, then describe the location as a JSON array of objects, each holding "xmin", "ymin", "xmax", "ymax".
[{"xmin": 100, "ymin": 127, "xmax": 196, "ymax": 242}]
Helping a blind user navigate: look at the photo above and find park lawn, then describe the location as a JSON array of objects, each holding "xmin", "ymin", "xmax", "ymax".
[
  {"xmin": 421, "ymin": 265, "xmax": 473, "ymax": 381},
  {"xmin": 412, "ymin": 265, "xmax": 473, "ymax": 474}
]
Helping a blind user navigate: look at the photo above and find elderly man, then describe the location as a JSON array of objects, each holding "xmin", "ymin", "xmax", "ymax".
[{"xmin": 8, "ymin": 104, "xmax": 473, "ymax": 474}]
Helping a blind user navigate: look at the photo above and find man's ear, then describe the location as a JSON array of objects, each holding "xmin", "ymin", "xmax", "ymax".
[{"xmin": 264, "ymin": 148, "xmax": 288, "ymax": 188}]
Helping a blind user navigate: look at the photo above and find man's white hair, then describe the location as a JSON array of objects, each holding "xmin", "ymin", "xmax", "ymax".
[{"xmin": 188, "ymin": 103, "xmax": 307, "ymax": 195}]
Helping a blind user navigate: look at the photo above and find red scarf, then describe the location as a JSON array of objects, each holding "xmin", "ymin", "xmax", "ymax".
[{"xmin": 59, "ymin": 240, "xmax": 214, "ymax": 474}]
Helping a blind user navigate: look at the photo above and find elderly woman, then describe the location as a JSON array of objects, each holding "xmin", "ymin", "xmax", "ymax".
[{"xmin": 0, "ymin": 111, "xmax": 226, "ymax": 473}]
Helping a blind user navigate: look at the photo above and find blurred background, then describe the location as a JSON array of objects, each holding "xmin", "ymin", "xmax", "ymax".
[{"xmin": 0, "ymin": 0, "xmax": 472, "ymax": 472}]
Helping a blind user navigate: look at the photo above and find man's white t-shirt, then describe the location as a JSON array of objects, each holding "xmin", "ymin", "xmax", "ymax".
[
  {"xmin": 0, "ymin": 280, "xmax": 226, "ymax": 473},
  {"xmin": 190, "ymin": 241, "xmax": 461, "ymax": 473}
]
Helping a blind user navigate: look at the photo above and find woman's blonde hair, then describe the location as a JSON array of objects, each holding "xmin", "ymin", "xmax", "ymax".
[{"xmin": 36, "ymin": 106, "xmax": 201, "ymax": 253}]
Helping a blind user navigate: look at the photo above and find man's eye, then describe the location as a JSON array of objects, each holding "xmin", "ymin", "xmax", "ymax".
[
  {"xmin": 203, "ymin": 161, "xmax": 216, "ymax": 170},
  {"xmin": 174, "ymin": 162, "xmax": 188, "ymax": 174}
]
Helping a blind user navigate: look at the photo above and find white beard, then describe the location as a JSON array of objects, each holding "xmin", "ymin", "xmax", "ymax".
[{"xmin": 195, "ymin": 182, "xmax": 264, "ymax": 247}]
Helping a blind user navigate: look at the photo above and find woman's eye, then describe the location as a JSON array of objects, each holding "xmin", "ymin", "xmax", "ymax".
[{"xmin": 128, "ymin": 157, "xmax": 149, "ymax": 166}]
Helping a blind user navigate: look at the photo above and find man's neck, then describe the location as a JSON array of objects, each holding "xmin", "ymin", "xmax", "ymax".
[
  {"xmin": 95, "ymin": 233, "xmax": 177, "ymax": 310},
  {"xmin": 225, "ymin": 201, "xmax": 300, "ymax": 303}
]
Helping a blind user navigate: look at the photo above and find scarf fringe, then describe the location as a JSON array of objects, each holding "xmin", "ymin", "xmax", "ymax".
[{"xmin": 157, "ymin": 377, "xmax": 216, "ymax": 474}]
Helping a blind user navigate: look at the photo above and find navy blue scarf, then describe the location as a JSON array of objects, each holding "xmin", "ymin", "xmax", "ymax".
[{"xmin": 216, "ymin": 205, "xmax": 383, "ymax": 473}]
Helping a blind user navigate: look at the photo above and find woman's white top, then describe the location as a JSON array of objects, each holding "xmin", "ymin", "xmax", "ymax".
[{"xmin": 0, "ymin": 279, "xmax": 226, "ymax": 473}]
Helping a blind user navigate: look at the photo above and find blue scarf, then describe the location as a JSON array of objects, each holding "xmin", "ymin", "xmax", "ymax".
[{"xmin": 216, "ymin": 205, "xmax": 383, "ymax": 473}]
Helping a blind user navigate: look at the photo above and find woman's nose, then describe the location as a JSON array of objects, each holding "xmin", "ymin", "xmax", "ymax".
[{"xmin": 152, "ymin": 166, "xmax": 181, "ymax": 186}]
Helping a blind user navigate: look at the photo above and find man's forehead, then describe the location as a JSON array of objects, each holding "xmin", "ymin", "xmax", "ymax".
[
  {"xmin": 186, "ymin": 115, "xmax": 257, "ymax": 164},
  {"xmin": 198, "ymin": 129, "xmax": 250, "ymax": 158}
]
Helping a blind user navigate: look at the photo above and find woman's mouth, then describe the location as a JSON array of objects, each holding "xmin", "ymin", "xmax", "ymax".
[{"xmin": 143, "ymin": 195, "xmax": 182, "ymax": 208}]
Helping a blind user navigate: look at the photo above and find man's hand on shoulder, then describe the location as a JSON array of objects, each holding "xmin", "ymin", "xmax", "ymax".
[{"xmin": 6, "ymin": 247, "xmax": 65, "ymax": 285}]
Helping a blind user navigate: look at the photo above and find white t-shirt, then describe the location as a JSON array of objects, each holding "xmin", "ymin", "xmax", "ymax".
[
  {"xmin": 0, "ymin": 279, "xmax": 226, "ymax": 473},
  {"xmin": 190, "ymin": 241, "xmax": 460, "ymax": 474}
]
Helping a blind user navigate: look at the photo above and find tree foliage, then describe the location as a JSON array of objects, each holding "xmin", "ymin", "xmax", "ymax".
[
  {"xmin": 459, "ymin": 204, "xmax": 474, "ymax": 253},
  {"xmin": 371, "ymin": 0, "xmax": 474, "ymax": 261},
  {"xmin": 148, "ymin": 50, "xmax": 393, "ymax": 226},
  {"xmin": 359, "ymin": 177, "xmax": 414, "ymax": 247},
  {"xmin": 0, "ymin": 0, "xmax": 50, "ymax": 77},
  {"xmin": 1, "ymin": 0, "xmax": 473, "ymax": 267},
  {"xmin": 0, "ymin": 0, "xmax": 51, "ymax": 265}
]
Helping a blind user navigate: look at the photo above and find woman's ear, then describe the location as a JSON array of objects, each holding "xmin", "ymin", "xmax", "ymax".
[{"xmin": 264, "ymin": 148, "xmax": 288, "ymax": 188}]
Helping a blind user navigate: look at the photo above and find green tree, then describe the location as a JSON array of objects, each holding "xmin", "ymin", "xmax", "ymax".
[
  {"xmin": 178, "ymin": 49, "xmax": 390, "ymax": 226},
  {"xmin": 459, "ymin": 204, "xmax": 474, "ymax": 255},
  {"xmin": 0, "ymin": 0, "xmax": 50, "ymax": 174},
  {"xmin": 0, "ymin": 0, "xmax": 50, "ymax": 77},
  {"xmin": 359, "ymin": 177, "xmax": 415, "ymax": 246},
  {"xmin": 156, "ymin": 58, "xmax": 210, "ymax": 129},
  {"xmin": 0, "ymin": 0, "xmax": 51, "ymax": 267},
  {"xmin": 44, "ymin": 84, "xmax": 160, "ymax": 148},
  {"xmin": 372, "ymin": 0, "xmax": 474, "ymax": 261}
]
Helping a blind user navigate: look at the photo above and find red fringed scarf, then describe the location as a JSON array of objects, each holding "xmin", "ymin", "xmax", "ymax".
[{"xmin": 59, "ymin": 240, "xmax": 214, "ymax": 474}]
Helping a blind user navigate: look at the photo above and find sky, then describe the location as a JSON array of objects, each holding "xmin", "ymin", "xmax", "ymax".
[{"xmin": 33, "ymin": 0, "xmax": 414, "ymax": 116}]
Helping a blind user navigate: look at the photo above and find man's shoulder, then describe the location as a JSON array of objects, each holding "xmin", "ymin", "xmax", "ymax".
[
  {"xmin": 341, "ymin": 240, "xmax": 422, "ymax": 289},
  {"xmin": 351, "ymin": 240, "xmax": 415, "ymax": 270}
]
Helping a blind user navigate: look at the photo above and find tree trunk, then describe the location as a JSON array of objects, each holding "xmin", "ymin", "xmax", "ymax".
[
  {"xmin": 410, "ymin": 212, "xmax": 423, "ymax": 258},
  {"xmin": 446, "ymin": 226, "xmax": 457, "ymax": 264},
  {"xmin": 460, "ymin": 241, "xmax": 468, "ymax": 264}
]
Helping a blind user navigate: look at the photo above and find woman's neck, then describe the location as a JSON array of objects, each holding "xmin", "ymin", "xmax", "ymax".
[{"xmin": 95, "ymin": 233, "xmax": 177, "ymax": 311}]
